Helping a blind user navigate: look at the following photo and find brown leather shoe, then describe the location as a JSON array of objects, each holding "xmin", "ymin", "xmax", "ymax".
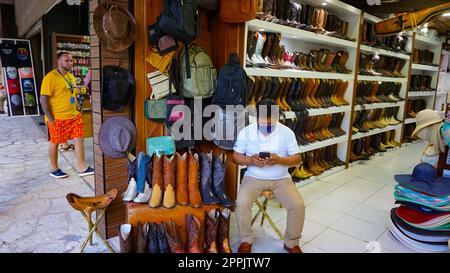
[
  {"xmin": 238, "ymin": 242, "xmax": 252, "ymax": 253},
  {"xmin": 284, "ymin": 244, "xmax": 303, "ymax": 253}
]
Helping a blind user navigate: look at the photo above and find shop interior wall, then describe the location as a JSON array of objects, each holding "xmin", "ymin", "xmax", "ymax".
[
  {"xmin": 42, "ymin": 1, "xmax": 89, "ymax": 73},
  {"xmin": 0, "ymin": 4, "xmax": 17, "ymax": 38}
]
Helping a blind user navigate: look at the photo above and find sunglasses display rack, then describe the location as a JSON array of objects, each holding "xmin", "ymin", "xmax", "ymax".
[
  {"xmin": 241, "ymin": 0, "xmax": 444, "ymax": 182},
  {"xmin": 402, "ymin": 32, "xmax": 443, "ymax": 144}
]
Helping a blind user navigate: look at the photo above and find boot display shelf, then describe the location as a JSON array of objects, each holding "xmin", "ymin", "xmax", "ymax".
[
  {"xmin": 351, "ymin": 124, "xmax": 403, "ymax": 141},
  {"xmin": 408, "ymin": 91, "xmax": 436, "ymax": 97},
  {"xmin": 411, "ymin": 64, "xmax": 439, "ymax": 72},
  {"xmin": 405, "ymin": 118, "xmax": 416, "ymax": 125},
  {"xmin": 357, "ymin": 75, "xmax": 408, "ymax": 83},
  {"xmin": 359, "ymin": 45, "xmax": 410, "ymax": 60},
  {"xmin": 354, "ymin": 102, "xmax": 404, "ymax": 111}
]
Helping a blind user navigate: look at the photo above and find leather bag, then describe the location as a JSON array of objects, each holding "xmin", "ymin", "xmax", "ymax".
[{"xmin": 220, "ymin": 0, "xmax": 257, "ymax": 23}]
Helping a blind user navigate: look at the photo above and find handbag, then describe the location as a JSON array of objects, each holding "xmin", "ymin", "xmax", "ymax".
[
  {"xmin": 220, "ymin": 0, "xmax": 256, "ymax": 23},
  {"xmin": 145, "ymin": 47, "xmax": 176, "ymax": 76},
  {"xmin": 157, "ymin": 35, "xmax": 178, "ymax": 56},
  {"xmin": 146, "ymin": 123, "xmax": 176, "ymax": 156},
  {"xmin": 147, "ymin": 70, "xmax": 175, "ymax": 99},
  {"xmin": 145, "ymin": 96, "xmax": 167, "ymax": 120}
]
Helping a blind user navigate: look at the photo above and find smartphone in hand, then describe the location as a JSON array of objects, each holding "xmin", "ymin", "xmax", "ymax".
[{"xmin": 259, "ymin": 152, "xmax": 271, "ymax": 159}]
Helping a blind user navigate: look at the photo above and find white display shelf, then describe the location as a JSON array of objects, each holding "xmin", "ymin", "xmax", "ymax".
[
  {"xmin": 360, "ymin": 45, "xmax": 410, "ymax": 60},
  {"xmin": 408, "ymin": 91, "xmax": 436, "ymax": 97},
  {"xmin": 299, "ymin": 135, "xmax": 348, "ymax": 153},
  {"xmin": 411, "ymin": 64, "xmax": 439, "ymax": 72},
  {"xmin": 357, "ymin": 75, "xmax": 408, "ymax": 83},
  {"xmin": 363, "ymin": 13, "xmax": 381, "ymax": 23},
  {"xmin": 354, "ymin": 101, "xmax": 404, "ymax": 111},
  {"xmin": 414, "ymin": 34, "xmax": 443, "ymax": 47},
  {"xmin": 281, "ymin": 106, "xmax": 351, "ymax": 119},
  {"xmin": 295, "ymin": 165, "xmax": 346, "ymax": 188},
  {"xmin": 405, "ymin": 118, "xmax": 416, "ymax": 124},
  {"xmin": 247, "ymin": 19, "xmax": 358, "ymax": 49},
  {"xmin": 351, "ymin": 124, "xmax": 402, "ymax": 140},
  {"xmin": 245, "ymin": 67, "xmax": 355, "ymax": 80}
]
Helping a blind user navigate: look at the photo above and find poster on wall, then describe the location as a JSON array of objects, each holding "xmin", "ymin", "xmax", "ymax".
[{"xmin": 0, "ymin": 38, "xmax": 40, "ymax": 117}]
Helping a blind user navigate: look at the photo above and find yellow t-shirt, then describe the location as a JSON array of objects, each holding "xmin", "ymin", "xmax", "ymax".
[{"xmin": 41, "ymin": 69, "xmax": 79, "ymax": 122}]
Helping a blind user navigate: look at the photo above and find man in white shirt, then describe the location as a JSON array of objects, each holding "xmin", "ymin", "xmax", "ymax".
[{"xmin": 233, "ymin": 99, "xmax": 305, "ymax": 253}]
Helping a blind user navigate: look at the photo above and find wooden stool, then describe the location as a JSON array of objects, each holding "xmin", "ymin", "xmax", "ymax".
[
  {"xmin": 66, "ymin": 189, "xmax": 118, "ymax": 253},
  {"xmin": 251, "ymin": 190, "xmax": 285, "ymax": 241}
]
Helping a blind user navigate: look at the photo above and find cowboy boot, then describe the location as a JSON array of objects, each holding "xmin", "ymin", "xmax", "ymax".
[
  {"xmin": 251, "ymin": 32, "xmax": 267, "ymax": 66},
  {"xmin": 163, "ymin": 155, "xmax": 177, "ymax": 209},
  {"xmin": 205, "ymin": 209, "xmax": 220, "ymax": 253},
  {"xmin": 212, "ymin": 154, "xmax": 234, "ymax": 207},
  {"xmin": 200, "ymin": 152, "xmax": 220, "ymax": 205},
  {"xmin": 119, "ymin": 224, "xmax": 132, "ymax": 253},
  {"xmin": 218, "ymin": 208, "xmax": 232, "ymax": 253},
  {"xmin": 149, "ymin": 154, "xmax": 163, "ymax": 208},
  {"xmin": 256, "ymin": 0, "xmax": 265, "ymax": 19},
  {"xmin": 157, "ymin": 223, "xmax": 170, "ymax": 253},
  {"xmin": 166, "ymin": 220, "xmax": 184, "ymax": 253},
  {"xmin": 188, "ymin": 153, "xmax": 203, "ymax": 208},
  {"xmin": 186, "ymin": 214, "xmax": 203, "ymax": 253},
  {"xmin": 176, "ymin": 152, "xmax": 189, "ymax": 206},
  {"xmin": 136, "ymin": 222, "xmax": 149, "ymax": 253},
  {"xmin": 147, "ymin": 222, "xmax": 159, "ymax": 253}
]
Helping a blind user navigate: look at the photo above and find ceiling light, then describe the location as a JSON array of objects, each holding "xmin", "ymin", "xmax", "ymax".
[
  {"xmin": 443, "ymin": 13, "xmax": 450, "ymax": 17},
  {"xmin": 322, "ymin": 2, "xmax": 327, "ymax": 6}
]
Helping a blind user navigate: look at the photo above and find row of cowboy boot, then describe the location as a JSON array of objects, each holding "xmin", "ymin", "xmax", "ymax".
[
  {"xmin": 355, "ymin": 81, "xmax": 403, "ymax": 105},
  {"xmin": 291, "ymin": 145, "xmax": 345, "ymax": 181},
  {"xmin": 123, "ymin": 152, "xmax": 153, "ymax": 203},
  {"xmin": 406, "ymin": 99, "xmax": 427, "ymax": 118},
  {"xmin": 361, "ymin": 23, "xmax": 408, "ymax": 53},
  {"xmin": 246, "ymin": 31, "xmax": 351, "ymax": 74},
  {"xmin": 359, "ymin": 53, "xmax": 406, "ymax": 78},
  {"xmin": 255, "ymin": 0, "xmax": 352, "ymax": 41},
  {"xmin": 352, "ymin": 107, "xmax": 401, "ymax": 134},
  {"xmin": 134, "ymin": 221, "xmax": 170, "ymax": 253},
  {"xmin": 204, "ymin": 208, "xmax": 232, "ymax": 253},
  {"xmin": 296, "ymin": 113, "xmax": 346, "ymax": 144},
  {"xmin": 246, "ymin": 76, "xmax": 349, "ymax": 109},
  {"xmin": 412, "ymin": 49, "xmax": 436, "ymax": 65},
  {"xmin": 350, "ymin": 130, "xmax": 401, "ymax": 162},
  {"xmin": 403, "ymin": 123, "xmax": 420, "ymax": 143},
  {"xmin": 410, "ymin": 75, "xmax": 434, "ymax": 91}
]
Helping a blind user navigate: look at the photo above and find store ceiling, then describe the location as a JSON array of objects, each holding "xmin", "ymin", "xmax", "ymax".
[{"xmin": 341, "ymin": 0, "xmax": 450, "ymax": 34}]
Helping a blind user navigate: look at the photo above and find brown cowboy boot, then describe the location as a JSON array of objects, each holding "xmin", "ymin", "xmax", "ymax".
[
  {"xmin": 217, "ymin": 208, "xmax": 232, "ymax": 253},
  {"xmin": 149, "ymin": 154, "xmax": 163, "ymax": 208},
  {"xmin": 136, "ymin": 222, "xmax": 149, "ymax": 253},
  {"xmin": 166, "ymin": 220, "xmax": 184, "ymax": 253},
  {"xmin": 188, "ymin": 153, "xmax": 203, "ymax": 208},
  {"xmin": 186, "ymin": 214, "xmax": 203, "ymax": 253},
  {"xmin": 163, "ymin": 154, "xmax": 177, "ymax": 209},
  {"xmin": 176, "ymin": 152, "xmax": 189, "ymax": 206},
  {"xmin": 119, "ymin": 224, "xmax": 133, "ymax": 253},
  {"xmin": 205, "ymin": 208, "xmax": 220, "ymax": 253}
]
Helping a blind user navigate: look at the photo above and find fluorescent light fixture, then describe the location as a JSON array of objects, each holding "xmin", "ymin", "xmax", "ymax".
[
  {"xmin": 443, "ymin": 13, "xmax": 450, "ymax": 17},
  {"xmin": 322, "ymin": 2, "xmax": 327, "ymax": 6},
  {"xmin": 258, "ymin": 29, "xmax": 265, "ymax": 32}
]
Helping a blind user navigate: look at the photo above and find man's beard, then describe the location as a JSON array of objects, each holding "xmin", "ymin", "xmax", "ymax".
[{"xmin": 61, "ymin": 66, "xmax": 72, "ymax": 72}]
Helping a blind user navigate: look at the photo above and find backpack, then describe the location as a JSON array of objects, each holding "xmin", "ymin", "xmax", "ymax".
[
  {"xmin": 158, "ymin": 0, "xmax": 199, "ymax": 78},
  {"xmin": 102, "ymin": 66, "xmax": 135, "ymax": 111},
  {"xmin": 179, "ymin": 45, "xmax": 217, "ymax": 98},
  {"xmin": 212, "ymin": 53, "xmax": 248, "ymax": 109}
]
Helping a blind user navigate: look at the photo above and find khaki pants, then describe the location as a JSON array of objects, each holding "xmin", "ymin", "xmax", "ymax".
[
  {"xmin": 0, "ymin": 92, "xmax": 6, "ymax": 112},
  {"xmin": 236, "ymin": 176, "xmax": 305, "ymax": 248}
]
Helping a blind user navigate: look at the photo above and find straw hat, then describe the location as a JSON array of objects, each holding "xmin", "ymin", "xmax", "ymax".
[{"xmin": 412, "ymin": 109, "xmax": 444, "ymax": 137}]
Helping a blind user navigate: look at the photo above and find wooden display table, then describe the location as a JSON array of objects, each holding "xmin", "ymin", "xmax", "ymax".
[{"xmin": 126, "ymin": 203, "xmax": 225, "ymax": 251}]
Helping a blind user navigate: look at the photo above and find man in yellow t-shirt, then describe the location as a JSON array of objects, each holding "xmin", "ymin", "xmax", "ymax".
[{"xmin": 40, "ymin": 51, "xmax": 94, "ymax": 179}]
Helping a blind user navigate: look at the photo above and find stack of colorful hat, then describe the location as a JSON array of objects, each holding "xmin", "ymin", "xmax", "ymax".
[{"xmin": 389, "ymin": 162, "xmax": 450, "ymax": 252}]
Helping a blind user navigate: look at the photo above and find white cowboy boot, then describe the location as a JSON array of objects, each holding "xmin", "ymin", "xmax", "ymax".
[
  {"xmin": 133, "ymin": 182, "xmax": 152, "ymax": 203},
  {"xmin": 122, "ymin": 178, "xmax": 138, "ymax": 202},
  {"xmin": 251, "ymin": 32, "xmax": 267, "ymax": 65}
]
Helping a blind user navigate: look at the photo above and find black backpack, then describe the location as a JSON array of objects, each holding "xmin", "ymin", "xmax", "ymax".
[
  {"xmin": 158, "ymin": 0, "xmax": 199, "ymax": 78},
  {"xmin": 212, "ymin": 53, "xmax": 248, "ymax": 109},
  {"xmin": 102, "ymin": 66, "xmax": 135, "ymax": 111}
]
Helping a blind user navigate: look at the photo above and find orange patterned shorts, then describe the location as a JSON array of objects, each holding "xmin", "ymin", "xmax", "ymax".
[{"xmin": 48, "ymin": 114, "xmax": 84, "ymax": 144}]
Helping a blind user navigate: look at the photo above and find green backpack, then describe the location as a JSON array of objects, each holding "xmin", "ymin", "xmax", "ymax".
[{"xmin": 179, "ymin": 45, "xmax": 217, "ymax": 98}]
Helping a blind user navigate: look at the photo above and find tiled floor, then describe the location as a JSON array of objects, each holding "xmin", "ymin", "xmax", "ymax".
[{"xmin": 0, "ymin": 115, "xmax": 431, "ymax": 253}]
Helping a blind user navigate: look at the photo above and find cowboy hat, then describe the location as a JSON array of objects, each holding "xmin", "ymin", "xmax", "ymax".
[
  {"xmin": 412, "ymin": 109, "xmax": 444, "ymax": 137},
  {"xmin": 99, "ymin": 116, "xmax": 136, "ymax": 159},
  {"xmin": 93, "ymin": 2, "xmax": 137, "ymax": 52},
  {"xmin": 394, "ymin": 162, "xmax": 450, "ymax": 197}
]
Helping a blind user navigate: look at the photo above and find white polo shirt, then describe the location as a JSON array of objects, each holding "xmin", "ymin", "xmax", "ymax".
[{"xmin": 234, "ymin": 122, "xmax": 301, "ymax": 180}]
